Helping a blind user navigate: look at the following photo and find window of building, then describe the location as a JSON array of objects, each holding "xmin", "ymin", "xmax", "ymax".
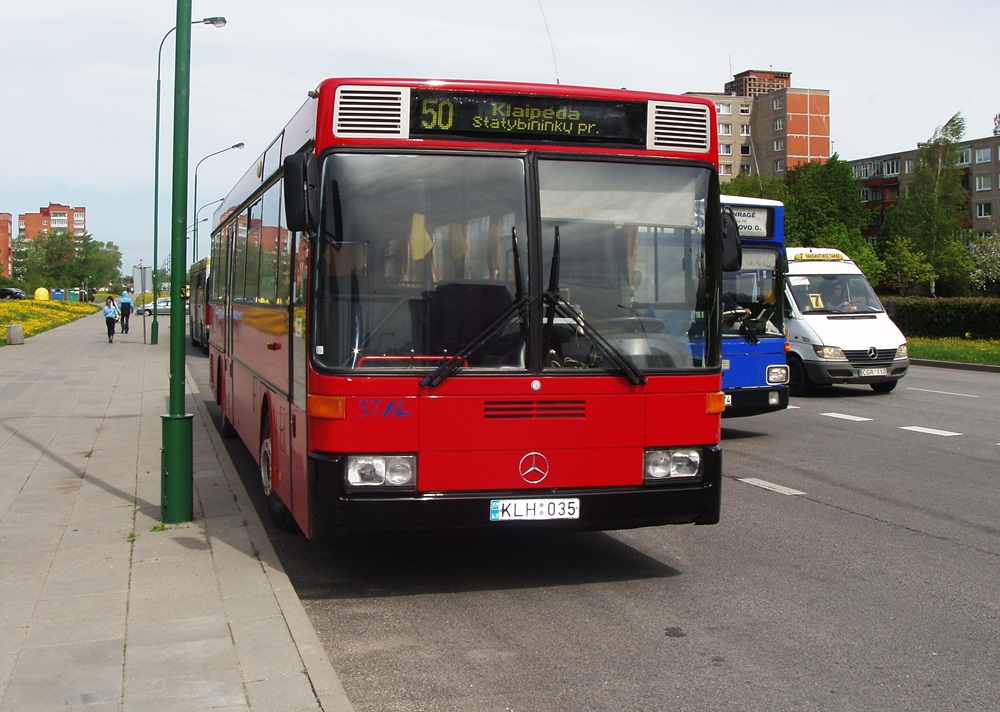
[
  {"xmin": 773, "ymin": 139, "xmax": 785, "ymax": 152},
  {"xmin": 740, "ymin": 104, "xmax": 751, "ymax": 115},
  {"xmin": 719, "ymin": 123, "xmax": 732, "ymax": 136},
  {"xmin": 854, "ymin": 163, "xmax": 870, "ymax": 179},
  {"xmin": 904, "ymin": 159, "xmax": 915, "ymax": 174},
  {"xmin": 774, "ymin": 160, "xmax": 785, "ymax": 173},
  {"xmin": 740, "ymin": 124, "xmax": 751, "ymax": 136},
  {"xmin": 883, "ymin": 159, "xmax": 899, "ymax": 176},
  {"xmin": 720, "ymin": 164, "xmax": 733, "ymax": 176},
  {"xmin": 773, "ymin": 118, "xmax": 784, "ymax": 131},
  {"xmin": 958, "ymin": 148, "xmax": 971, "ymax": 165},
  {"xmin": 860, "ymin": 187, "xmax": 870, "ymax": 202},
  {"xmin": 976, "ymin": 147, "xmax": 992, "ymax": 164},
  {"xmin": 977, "ymin": 202, "xmax": 992, "ymax": 218},
  {"xmin": 719, "ymin": 143, "xmax": 732, "ymax": 156},
  {"xmin": 773, "ymin": 97, "xmax": 783, "ymax": 110},
  {"xmin": 740, "ymin": 144, "xmax": 751, "ymax": 156},
  {"xmin": 717, "ymin": 103, "xmax": 732, "ymax": 115},
  {"xmin": 976, "ymin": 174, "xmax": 993, "ymax": 192},
  {"xmin": 741, "ymin": 164, "xmax": 753, "ymax": 175}
]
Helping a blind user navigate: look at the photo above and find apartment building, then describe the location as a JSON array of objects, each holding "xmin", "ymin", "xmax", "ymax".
[
  {"xmin": 0, "ymin": 213, "xmax": 12, "ymax": 279},
  {"xmin": 688, "ymin": 69, "xmax": 831, "ymax": 182},
  {"xmin": 18, "ymin": 203, "xmax": 87, "ymax": 239},
  {"xmin": 849, "ymin": 119, "xmax": 1000, "ymax": 244}
]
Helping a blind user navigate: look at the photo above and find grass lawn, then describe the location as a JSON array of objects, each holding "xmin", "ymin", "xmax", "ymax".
[
  {"xmin": 907, "ymin": 337, "xmax": 1000, "ymax": 367},
  {"xmin": 0, "ymin": 300, "xmax": 100, "ymax": 345}
]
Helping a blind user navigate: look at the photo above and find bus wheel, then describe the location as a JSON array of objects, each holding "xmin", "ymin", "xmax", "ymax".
[
  {"xmin": 787, "ymin": 355, "xmax": 813, "ymax": 397},
  {"xmin": 260, "ymin": 416, "xmax": 296, "ymax": 532},
  {"xmin": 871, "ymin": 380, "xmax": 898, "ymax": 394}
]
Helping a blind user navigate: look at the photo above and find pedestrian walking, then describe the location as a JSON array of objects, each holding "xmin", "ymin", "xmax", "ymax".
[
  {"xmin": 103, "ymin": 296, "xmax": 119, "ymax": 343},
  {"xmin": 119, "ymin": 289, "xmax": 134, "ymax": 334}
]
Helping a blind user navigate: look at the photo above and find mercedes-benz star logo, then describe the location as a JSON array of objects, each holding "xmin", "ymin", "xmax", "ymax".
[
  {"xmin": 518, "ymin": 452, "xmax": 549, "ymax": 484},
  {"xmin": 867, "ymin": 347, "xmax": 879, "ymax": 359}
]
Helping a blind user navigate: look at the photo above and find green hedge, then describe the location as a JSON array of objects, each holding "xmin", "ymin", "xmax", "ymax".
[{"xmin": 885, "ymin": 297, "xmax": 1000, "ymax": 339}]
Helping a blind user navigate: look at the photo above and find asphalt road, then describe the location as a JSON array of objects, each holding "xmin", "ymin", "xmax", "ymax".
[{"xmin": 191, "ymin": 355, "xmax": 999, "ymax": 712}]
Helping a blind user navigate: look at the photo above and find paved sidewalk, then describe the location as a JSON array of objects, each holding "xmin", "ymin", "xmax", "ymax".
[{"xmin": 0, "ymin": 312, "xmax": 354, "ymax": 711}]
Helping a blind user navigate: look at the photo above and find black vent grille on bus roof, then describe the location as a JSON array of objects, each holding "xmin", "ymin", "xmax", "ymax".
[
  {"xmin": 333, "ymin": 86, "xmax": 410, "ymax": 139},
  {"xmin": 646, "ymin": 101, "xmax": 711, "ymax": 153}
]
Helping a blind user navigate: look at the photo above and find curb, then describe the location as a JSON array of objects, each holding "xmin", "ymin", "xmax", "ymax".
[
  {"xmin": 910, "ymin": 358, "xmax": 1000, "ymax": 374},
  {"xmin": 186, "ymin": 365, "xmax": 355, "ymax": 712}
]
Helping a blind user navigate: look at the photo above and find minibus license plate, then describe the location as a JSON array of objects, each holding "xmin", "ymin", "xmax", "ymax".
[
  {"xmin": 490, "ymin": 498, "xmax": 580, "ymax": 521},
  {"xmin": 860, "ymin": 368, "xmax": 888, "ymax": 376}
]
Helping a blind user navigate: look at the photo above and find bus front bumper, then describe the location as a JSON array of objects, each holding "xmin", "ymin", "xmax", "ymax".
[{"xmin": 305, "ymin": 446, "xmax": 722, "ymax": 539}]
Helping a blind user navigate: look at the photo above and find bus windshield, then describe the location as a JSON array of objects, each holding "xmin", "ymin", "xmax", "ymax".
[
  {"xmin": 313, "ymin": 152, "xmax": 713, "ymax": 374},
  {"xmin": 721, "ymin": 246, "xmax": 783, "ymax": 339}
]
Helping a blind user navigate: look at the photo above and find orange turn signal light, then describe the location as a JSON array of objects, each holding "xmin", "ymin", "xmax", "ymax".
[
  {"xmin": 308, "ymin": 395, "xmax": 347, "ymax": 420},
  {"xmin": 706, "ymin": 391, "xmax": 727, "ymax": 415}
]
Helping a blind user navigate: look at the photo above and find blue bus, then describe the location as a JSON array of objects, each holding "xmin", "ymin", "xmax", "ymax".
[{"xmin": 719, "ymin": 196, "xmax": 789, "ymax": 417}]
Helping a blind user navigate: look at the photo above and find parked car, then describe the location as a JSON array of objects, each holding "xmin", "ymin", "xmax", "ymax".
[
  {"xmin": 0, "ymin": 287, "xmax": 25, "ymax": 300},
  {"xmin": 139, "ymin": 298, "xmax": 185, "ymax": 315}
]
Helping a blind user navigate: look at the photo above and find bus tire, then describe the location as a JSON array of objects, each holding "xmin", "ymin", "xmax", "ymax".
[
  {"xmin": 787, "ymin": 354, "xmax": 813, "ymax": 397},
  {"xmin": 260, "ymin": 415, "xmax": 296, "ymax": 532}
]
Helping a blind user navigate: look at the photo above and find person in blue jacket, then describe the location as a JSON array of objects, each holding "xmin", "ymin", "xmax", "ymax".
[
  {"xmin": 103, "ymin": 296, "xmax": 119, "ymax": 343},
  {"xmin": 119, "ymin": 289, "xmax": 134, "ymax": 334}
]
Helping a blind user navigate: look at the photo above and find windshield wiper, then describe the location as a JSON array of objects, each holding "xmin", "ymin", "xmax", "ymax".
[
  {"xmin": 420, "ymin": 228, "xmax": 530, "ymax": 388},
  {"xmin": 543, "ymin": 229, "xmax": 646, "ymax": 386}
]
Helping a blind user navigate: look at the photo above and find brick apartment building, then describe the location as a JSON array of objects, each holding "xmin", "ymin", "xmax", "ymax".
[
  {"xmin": 687, "ymin": 69, "xmax": 831, "ymax": 182},
  {"xmin": 849, "ymin": 117, "xmax": 1000, "ymax": 245},
  {"xmin": 18, "ymin": 203, "xmax": 87, "ymax": 240},
  {"xmin": 0, "ymin": 213, "xmax": 12, "ymax": 279}
]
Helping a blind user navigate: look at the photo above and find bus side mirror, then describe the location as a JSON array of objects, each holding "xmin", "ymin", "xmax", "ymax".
[
  {"xmin": 283, "ymin": 152, "xmax": 319, "ymax": 233},
  {"xmin": 721, "ymin": 206, "xmax": 742, "ymax": 272}
]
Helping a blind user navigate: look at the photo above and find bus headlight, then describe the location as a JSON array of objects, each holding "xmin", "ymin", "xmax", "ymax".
[
  {"xmin": 644, "ymin": 448, "xmax": 702, "ymax": 482},
  {"xmin": 766, "ymin": 364, "xmax": 790, "ymax": 384},
  {"xmin": 813, "ymin": 345, "xmax": 846, "ymax": 360},
  {"xmin": 345, "ymin": 455, "xmax": 417, "ymax": 490},
  {"xmin": 895, "ymin": 343, "xmax": 908, "ymax": 359}
]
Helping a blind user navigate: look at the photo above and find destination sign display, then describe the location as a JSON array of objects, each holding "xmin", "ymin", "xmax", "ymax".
[{"xmin": 410, "ymin": 90, "xmax": 647, "ymax": 146}]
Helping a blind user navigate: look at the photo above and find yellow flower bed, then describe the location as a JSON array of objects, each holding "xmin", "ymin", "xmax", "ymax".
[{"xmin": 0, "ymin": 300, "xmax": 101, "ymax": 344}]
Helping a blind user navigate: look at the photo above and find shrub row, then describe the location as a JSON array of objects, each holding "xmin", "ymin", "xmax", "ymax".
[{"xmin": 885, "ymin": 297, "xmax": 1000, "ymax": 339}]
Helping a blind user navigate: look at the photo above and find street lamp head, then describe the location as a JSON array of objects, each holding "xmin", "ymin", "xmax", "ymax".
[
  {"xmin": 232, "ymin": 142, "xmax": 245, "ymax": 150},
  {"xmin": 201, "ymin": 16, "xmax": 227, "ymax": 28}
]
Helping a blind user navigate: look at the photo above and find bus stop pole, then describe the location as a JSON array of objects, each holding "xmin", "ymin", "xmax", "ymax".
[{"xmin": 161, "ymin": 0, "xmax": 194, "ymax": 523}]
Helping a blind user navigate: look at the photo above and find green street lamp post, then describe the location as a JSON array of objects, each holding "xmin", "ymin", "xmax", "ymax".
[
  {"xmin": 152, "ymin": 14, "xmax": 226, "ymax": 346},
  {"xmin": 193, "ymin": 143, "xmax": 243, "ymax": 262},
  {"xmin": 161, "ymin": 2, "xmax": 225, "ymax": 523}
]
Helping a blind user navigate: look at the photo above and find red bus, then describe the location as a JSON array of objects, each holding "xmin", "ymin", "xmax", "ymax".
[{"xmin": 208, "ymin": 78, "xmax": 740, "ymax": 539}]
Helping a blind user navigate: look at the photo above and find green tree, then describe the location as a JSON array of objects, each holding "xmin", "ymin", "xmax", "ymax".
[
  {"xmin": 783, "ymin": 155, "xmax": 869, "ymax": 248},
  {"xmin": 10, "ymin": 230, "xmax": 121, "ymax": 292},
  {"xmin": 722, "ymin": 173, "xmax": 789, "ymax": 203},
  {"xmin": 877, "ymin": 234, "xmax": 937, "ymax": 293},
  {"xmin": 881, "ymin": 113, "xmax": 971, "ymax": 295}
]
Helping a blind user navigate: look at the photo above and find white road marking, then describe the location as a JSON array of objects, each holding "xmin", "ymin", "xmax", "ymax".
[
  {"xmin": 907, "ymin": 387, "xmax": 978, "ymax": 398},
  {"xmin": 899, "ymin": 426, "xmax": 962, "ymax": 437},
  {"xmin": 738, "ymin": 478, "xmax": 806, "ymax": 496},
  {"xmin": 820, "ymin": 412, "xmax": 873, "ymax": 422}
]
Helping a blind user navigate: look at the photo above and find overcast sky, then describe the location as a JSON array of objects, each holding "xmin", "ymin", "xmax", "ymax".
[{"xmin": 3, "ymin": 0, "xmax": 999, "ymax": 275}]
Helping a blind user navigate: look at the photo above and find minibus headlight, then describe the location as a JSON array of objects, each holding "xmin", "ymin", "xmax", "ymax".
[
  {"xmin": 895, "ymin": 343, "xmax": 908, "ymax": 359},
  {"xmin": 813, "ymin": 345, "xmax": 846, "ymax": 360},
  {"xmin": 644, "ymin": 448, "xmax": 702, "ymax": 482},
  {"xmin": 766, "ymin": 364, "xmax": 790, "ymax": 384},
  {"xmin": 346, "ymin": 455, "xmax": 416, "ymax": 490}
]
